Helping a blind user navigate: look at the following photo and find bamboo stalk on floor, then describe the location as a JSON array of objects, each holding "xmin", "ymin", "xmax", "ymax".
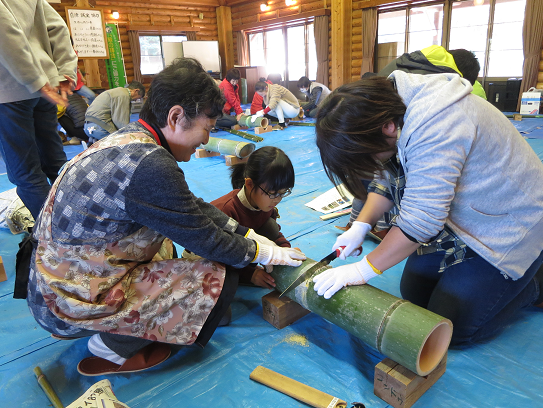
[
  {"xmin": 34, "ymin": 366, "xmax": 64, "ymax": 408},
  {"xmin": 202, "ymin": 137, "xmax": 255, "ymax": 158},
  {"xmin": 271, "ymin": 260, "xmax": 453, "ymax": 377},
  {"xmin": 218, "ymin": 127, "xmax": 264, "ymax": 142},
  {"xmin": 287, "ymin": 122, "xmax": 315, "ymax": 126}
]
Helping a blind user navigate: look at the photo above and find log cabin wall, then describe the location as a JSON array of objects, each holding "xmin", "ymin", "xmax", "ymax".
[{"xmin": 51, "ymin": 0, "xmax": 219, "ymax": 90}]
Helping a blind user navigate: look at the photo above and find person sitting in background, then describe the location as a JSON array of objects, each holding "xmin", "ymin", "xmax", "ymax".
[
  {"xmin": 212, "ymin": 146, "xmax": 295, "ymax": 289},
  {"xmin": 297, "ymin": 76, "xmax": 331, "ymax": 118},
  {"xmin": 250, "ymin": 73, "xmax": 282, "ymax": 115},
  {"xmin": 74, "ymin": 66, "xmax": 96, "ymax": 105},
  {"xmin": 58, "ymin": 93, "xmax": 89, "ymax": 146},
  {"xmin": 254, "ymin": 81, "xmax": 300, "ymax": 130},
  {"xmin": 216, "ymin": 68, "xmax": 243, "ymax": 128},
  {"xmin": 84, "ymin": 81, "xmax": 145, "ymax": 142}
]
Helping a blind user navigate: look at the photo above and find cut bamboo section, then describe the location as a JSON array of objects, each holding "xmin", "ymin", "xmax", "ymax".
[
  {"xmin": 219, "ymin": 127, "xmax": 264, "ymax": 142},
  {"xmin": 238, "ymin": 114, "xmax": 268, "ymax": 128},
  {"xmin": 271, "ymin": 260, "xmax": 453, "ymax": 376},
  {"xmin": 250, "ymin": 366, "xmax": 346, "ymax": 408},
  {"xmin": 34, "ymin": 367, "xmax": 63, "ymax": 408},
  {"xmin": 201, "ymin": 137, "xmax": 255, "ymax": 158}
]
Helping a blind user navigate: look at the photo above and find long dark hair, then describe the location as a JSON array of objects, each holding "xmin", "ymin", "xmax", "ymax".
[
  {"xmin": 230, "ymin": 146, "xmax": 295, "ymax": 199},
  {"xmin": 139, "ymin": 58, "xmax": 224, "ymax": 128},
  {"xmin": 315, "ymin": 77, "xmax": 406, "ymax": 200}
]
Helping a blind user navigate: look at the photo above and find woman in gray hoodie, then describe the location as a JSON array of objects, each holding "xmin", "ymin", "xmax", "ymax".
[{"xmin": 313, "ymin": 72, "xmax": 543, "ymax": 346}]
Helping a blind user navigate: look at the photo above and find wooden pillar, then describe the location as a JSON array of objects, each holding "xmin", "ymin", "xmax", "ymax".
[
  {"xmin": 216, "ymin": 5, "xmax": 235, "ymax": 78},
  {"xmin": 330, "ymin": 0, "xmax": 352, "ymax": 89},
  {"xmin": 76, "ymin": 0, "xmax": 102, "ymax": 88}
]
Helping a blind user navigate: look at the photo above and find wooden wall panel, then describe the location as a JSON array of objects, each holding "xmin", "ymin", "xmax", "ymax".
[{"xmin": 51, "ymin": 0, "xmax": 220, "ymax": 89}]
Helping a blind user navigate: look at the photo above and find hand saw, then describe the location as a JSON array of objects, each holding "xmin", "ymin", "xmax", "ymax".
[{"xmin": 278, "ymin": 246, "xmax": 361, "ymax": 298}]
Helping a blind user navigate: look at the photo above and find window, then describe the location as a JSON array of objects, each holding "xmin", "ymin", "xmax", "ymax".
[
  {"xmin": 248, "ymin": 22, "xmax": 317, "ymax": 83},
  {"xmin": 139, "ymin": 35, "xmax": 187, "ymax": 75},
  {"xmin": 377, "ymin": 0, "xmax": 526, "ymax": 78}
]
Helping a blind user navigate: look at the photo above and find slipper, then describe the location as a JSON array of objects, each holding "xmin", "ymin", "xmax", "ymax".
[{"xmin": 77, "ymin": 342, "xmax": 171, "ymax": 376}]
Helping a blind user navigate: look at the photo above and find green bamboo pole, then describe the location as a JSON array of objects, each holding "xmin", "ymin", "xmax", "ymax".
[
  {"xmin": 505, "ymin": 114, "xmax": 543, "ymax": 118},
  {"xmin": 202, "ymin": 137, "xmax": 256, "ymax": 158},
  {"xmin": 34, "ymin": 366, "xmax": 64, "ymax": 408},
  {"xmin": 271, "ymin": 260, "xmax": 452, "ymax": 376},
  {"xmin": 238, "ymin": 114, "xmax": 269, "ymax": 128},
  {"xmin": 288, "ymin": 122, "xmax": 315, "ymax": 127},
  {"xmin": 219, "ymin": 127, "xmax": 264, "ymax": 142}
]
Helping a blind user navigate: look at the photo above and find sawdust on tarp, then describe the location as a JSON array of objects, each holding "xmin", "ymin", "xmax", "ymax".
[{"xmin": 282, "ymin": 333, "xmax": 309, "ymax": 347}]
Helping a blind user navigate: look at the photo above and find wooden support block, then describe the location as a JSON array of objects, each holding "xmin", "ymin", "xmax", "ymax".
[
  {"xmin": 255, "ymin": 125, "xmax": 273, "ymax": 135},
  {"xmin": 374, "ymin": 354, "xmax": 447, "ymax": 408},
  {"xmin": 195, "ymin": 148, "xmax": 221, "ymax": 158},
  {"xmin": 231, "ymin": 124, "xmax": 249, "ymax": 131},
  {"xmin": 0, "ymin": 256, "xmax": 7, "ymax": 283},
  {"xmin": 225, "ymin": 155, "xmax": 248, "ymax": 166},
  {"xmin": 262, "ymin": 291, "xmax": 310, "ymax": 329},
  {"xmin": 513, "ymin": 113, "xmax": 522, "ymax": 121}
]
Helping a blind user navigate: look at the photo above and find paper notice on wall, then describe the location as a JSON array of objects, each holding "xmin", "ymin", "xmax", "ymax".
[
  {"xmin": 305, "ymin": 184, "xmax": 354, "ymax": 214},
  {"xmin": 67, "ymin": 380, "xmax": 131, "ymax": 408}
]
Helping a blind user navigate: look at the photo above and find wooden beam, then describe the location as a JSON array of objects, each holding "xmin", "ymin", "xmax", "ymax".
[
  {"xmin": 126, "ymin": 25, "xmax": 201, "ymax": 33},
  {"xmin": 330, "ymin": 0, "xmax": 351, "ymax": 89},
  {"xmin": 233, "ymin": 9, "xmax": 330, "ymax": 32},
  {"xmin": 216, "ymin": 6, "xmax": 235, "ymax": 76}
]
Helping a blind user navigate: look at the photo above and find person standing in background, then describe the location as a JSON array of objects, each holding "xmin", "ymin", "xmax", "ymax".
[{"xmin": 0, "ymin": 0, "xmax": 78, "ymax": 219}]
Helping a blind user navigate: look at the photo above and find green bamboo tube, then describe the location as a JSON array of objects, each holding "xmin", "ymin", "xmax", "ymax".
[
  {"xmin": 202, "ymin": 137, "xmax": 256, "ymax": 158},
  {"xmin": 219, "ymin": 127, "xmax": 264, "ymax": 142},
  {"xmin": 238, "ymin": 114, "xmax": 269, "ymax": 128},
  {"xmin": 505, "ymin": 114, "xmax": 543, "ymax": 118},
  {"xmin": 271, "ymin": 260, "xmax": 453, "ymax": 376},
  {"xmin": 34, "ymin": 366, "xmax": 64, "ymax": 408},
  {"xmin": 288, "ymin": 122, "xmax": 315, "ymax": 127}
]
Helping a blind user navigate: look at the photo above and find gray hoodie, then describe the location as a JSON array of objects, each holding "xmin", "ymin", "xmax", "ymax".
[
  {"xmin": 0, "ymin": 0, "xmax": 77, "ymax": 104},
  {"xmin": 381, "ymin": 70, "xmax": 543, "ymax": 279}
]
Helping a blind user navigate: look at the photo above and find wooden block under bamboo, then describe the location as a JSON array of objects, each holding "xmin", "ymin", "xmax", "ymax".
[
  {"xmin": 0, "ymin": 256, "xmax": 6, "ymax": 283},
  {"xmin": 225, "ymin": 155, "xmax": 248, "ymax": 166},
  {"xmin": 250, "ymin": 366, "xmax": 346, "ymax": 408},
  {"xmin": 513, "ymin": 114, "xmax": 522, "ymax": 121},
  {"xmin": 374, "ymin": 354, "xmax": 447, "ymax": 408},
  {"xmin": 255, "ymin": 125, "xmax": 273, "ymax": 134},
  {"xmin": 231, "ymin": 124, "xmax": 250, "ymax": 131},
  {"xmin": 262, "ymin": 291, "xmax": 310, "ymax": 329},
  {"xmin": 195, "ymin": 148, "xmax": 221, "ymax": 158}
]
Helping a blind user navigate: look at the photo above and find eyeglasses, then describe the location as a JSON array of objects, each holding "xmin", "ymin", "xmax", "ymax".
[{"xmin": 258, "ymin": 185, "xmax": 292, "ymax": 199}]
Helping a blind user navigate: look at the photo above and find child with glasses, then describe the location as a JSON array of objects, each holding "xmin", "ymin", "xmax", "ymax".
[{"xmin": 211, "ymin": 146, "xmax": 295, "ymax": 289}]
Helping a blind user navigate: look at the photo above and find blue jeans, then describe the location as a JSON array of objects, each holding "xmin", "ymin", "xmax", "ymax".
[
  {"xmin": 84, "ymin": 122, "xmax": 111, "ymax": 141},
  {"xmin": 400, "ymin": 248, "xmax": 543, "ymax": 347},
  {"xmin": 0, "ymin": 97, "xmax": 67, "ymax": 218},
  {"xmin": 75, "ymin": 85, "xmax": 96, "ymax": 105}
]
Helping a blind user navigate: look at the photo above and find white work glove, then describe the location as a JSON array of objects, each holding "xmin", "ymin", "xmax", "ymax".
[
  {"xmin": 333, "ymin": 221, "xmax": 372, "ymax": 260},
  {"xmin": 250, "ymin": 115, "xmax": 259, "ymax": 123},
  {"xmin": 254, "ymin": 244, "xmax": 306, "ymax": 267},
  {"xmin": 313, "ymin": 255, "xmax": 380, "ymax": 299},
  {"xmin": 255, "ymin": 110, "xmax": 265, "ymax": 117},
  {"xmin": 246, "ymin": 229, "xmax": 278, "ymax": 247}
]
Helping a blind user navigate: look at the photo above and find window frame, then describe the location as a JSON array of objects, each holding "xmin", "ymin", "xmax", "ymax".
[
  {"xmin": 375, "ymin": 0, "xmax": 526, "ymax": 82},
  {"xmin": 246, "ymin": 20, "xmax": 317, "ymax": 84},
  {"xmin": 138, "ymin": 33, "xmax": 188, "ymax": 77}
]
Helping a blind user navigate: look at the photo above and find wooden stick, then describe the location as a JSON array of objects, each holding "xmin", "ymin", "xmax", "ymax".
[
  {"xmin": 250, "ymin": 366, "xmax": 346, "ymax": 408},
  {"xmin": 34, "ymin": 366, "xmax": 64, "ymax": 408}
]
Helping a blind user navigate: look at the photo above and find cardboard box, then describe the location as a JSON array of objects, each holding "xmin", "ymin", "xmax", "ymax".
[{"xmin": 520, "ymin": 88, "xmax": 543, "ymax": 115}]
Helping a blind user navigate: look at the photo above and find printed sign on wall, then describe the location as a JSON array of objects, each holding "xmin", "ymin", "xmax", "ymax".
[{"xmin": 65, "ymin": 8, "xmax": 109, "ymax": 59}]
